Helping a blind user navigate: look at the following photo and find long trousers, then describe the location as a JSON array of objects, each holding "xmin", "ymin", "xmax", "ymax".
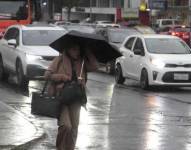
[{"xmin": 56, "ymin": 103, "xmax": 81, "ymax": 150}]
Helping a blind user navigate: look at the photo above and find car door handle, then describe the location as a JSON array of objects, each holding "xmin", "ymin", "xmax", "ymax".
[{"xmin": 130, "ymin": 54, "xmax": 133, "ymax": 58}]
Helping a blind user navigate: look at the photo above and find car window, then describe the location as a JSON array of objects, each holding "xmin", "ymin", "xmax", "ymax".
[
  {"xmin": 22, "ymin": 30, "xmax": 65, "ymax": 46},
  {"xmin": 4, "ymin": 28, "xmax": 19, "ymax": 40},
  {"xmin": 15, "ymin": 29, "xmax": 20, "ymax": 45},
  {"xmin": 162, "ymin": 20, "xmax": 173, "ymax": 25},
  {"xmin": 133, "ymin": 38, "xmax": 144, "ymax": 53},
  {"xmin": 108, "ymin": 29, "xmax": 140, "ymax": 44},
  {"xmin": 145, "ymin": 38, "xmax": 191, "ymax": 54},
  {"xmin": 124, "ymin": 37, "xmax": 136, "ymax": 50},
  {"xmin": 174, "ymin": 27, "xmax": 191, "ymax": 32}
]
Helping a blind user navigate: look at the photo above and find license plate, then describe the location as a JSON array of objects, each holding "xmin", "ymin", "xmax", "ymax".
[{"xmin": 174, "ymin": 73, "xmax": 189, "ymax": 80}]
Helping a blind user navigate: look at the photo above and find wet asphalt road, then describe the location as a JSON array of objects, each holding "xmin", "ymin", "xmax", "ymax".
[{"xmin": 1, "ymin": 72, "xmax": 191, "ymax": 150}]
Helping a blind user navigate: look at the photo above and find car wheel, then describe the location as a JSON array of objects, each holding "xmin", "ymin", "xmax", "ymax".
[
  {"xmin": 115, "ymin": 64, "xmax": 125, "ymax": 84},
  {"xmin": 106, "ymin": 60, "xmax": 115, "ymax": 75},
  {"xmin": 0, "ymin": 56, "xmax": 9, "ymax": 81},
  {"xmin": 140, "ymin": 69, "xmax": 149, "ymax": 90},
  {"xmin": 109, "ymin": 60, "xmax": 116, "ymax": 75},
  {"xmin": 16, "ymin": 60, "xmax": 29, "ymax": 88}
]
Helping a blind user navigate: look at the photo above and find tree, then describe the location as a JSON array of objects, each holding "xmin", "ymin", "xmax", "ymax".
[{"xmin": 63, "ymin": 0, "xmax": 80, "ymax": 21}]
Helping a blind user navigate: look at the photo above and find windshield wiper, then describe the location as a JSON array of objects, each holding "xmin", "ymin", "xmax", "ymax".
[{"xmin": 112, "ymin": 41, "xmax": 121, "ymax": 44}]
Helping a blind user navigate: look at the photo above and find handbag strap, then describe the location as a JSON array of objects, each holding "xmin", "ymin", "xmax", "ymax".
[
  {"xmin": 79, "ymin": 60, "xmax": 84, "ymax": 80},
  {"xmin": 41, "ymin": 55, "xmax": 63, "ymax": 95},
  {"xmin": 41, "ymin": 80, "xmax": 48, "ymax": 95},
  {"xmin": 71, "ymin": 59, "xmax": 85, "ymax": 82}
]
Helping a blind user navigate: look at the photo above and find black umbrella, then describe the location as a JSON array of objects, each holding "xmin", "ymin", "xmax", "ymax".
[{"xmin": 49, "ymin": 30, "xmax": 122, "ymax": 63}]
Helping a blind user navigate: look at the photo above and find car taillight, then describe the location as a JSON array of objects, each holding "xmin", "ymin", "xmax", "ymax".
[
  {"xmin": 182, "ymin": 33, "xmax": 189, "ymax": 39},
  {"xmin": 0, "ymin": 32, "xmax": 3, "ymax": 38},
  {"xmin": 171, "ymin": 32, "xmax": 180, "ymax": 36},
  {"xmin": 172, "ymin": 32, "xmax": 184, "ymax": 37},
  {"xmin": 171, "ymin": 32, "xmax": 176, "ymax": 36}
]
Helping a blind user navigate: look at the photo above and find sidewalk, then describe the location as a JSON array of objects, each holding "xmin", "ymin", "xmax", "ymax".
[{"xmin": 0, "ymin": 101, "xmax": 44, "ymax": 150}]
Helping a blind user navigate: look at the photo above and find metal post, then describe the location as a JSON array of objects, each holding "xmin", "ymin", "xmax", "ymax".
[{"xmin": 90, "ymin": 0, "xmax": 93, "ymax": 22}]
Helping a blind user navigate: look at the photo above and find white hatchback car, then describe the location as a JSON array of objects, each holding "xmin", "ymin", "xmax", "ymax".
[
  {"xmin": 115, "ymin": 34, "xmax": 191, "ymax": 89},
  {"xmin": 0, "ymin": 24, "xmax": 66, "ymax": 87}
]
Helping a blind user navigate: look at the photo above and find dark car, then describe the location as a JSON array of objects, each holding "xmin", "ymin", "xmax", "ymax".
[
  {"xmin": 97, "ymin": 27, "xmax": 141, "ymax": 74},
  {"xmin": 62, "ymin": 24, "xmax": 96, "ymax": 34},
  {"xmin": 159, "ymin": 26, "xmax": 191, "ymax": 46},
  {"xmin": 169, "ymin": 26, "xmax": 191, "ymax": 46}
]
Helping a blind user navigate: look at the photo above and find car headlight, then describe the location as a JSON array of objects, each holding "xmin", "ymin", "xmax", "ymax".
[
  {"xmin": 150, "ymin": 58, "xmax": 165, "ymax": 69},
  {"xmin": 26, "ymin": 54, "xmax": 43, "ymax": 61}
]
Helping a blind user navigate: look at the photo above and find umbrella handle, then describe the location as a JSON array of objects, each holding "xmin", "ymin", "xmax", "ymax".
[{"xmin": 78, "ymin": 59, "xmax": 84, "ymax": 80}]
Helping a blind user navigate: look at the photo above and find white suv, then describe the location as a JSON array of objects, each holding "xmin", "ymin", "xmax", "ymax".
[
  {"xmin": 155, "ymin": 19, "xmax": 180, "ymax": 29},
  {"xmin": 0, "ymin": 24, "xmax": 65, "ymax": 87},
  {"xmin": 115, "ymin": 34, "xmax": 191, "ymax": 89}
]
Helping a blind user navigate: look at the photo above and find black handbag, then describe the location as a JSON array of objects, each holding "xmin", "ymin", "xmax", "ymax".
[
  {"xmin": 31, "ymin": 81, "xmax": 61, "ymax": 118},
  {"xmin": 58, "ymin": 82, "xmax": 87, "ymax": 105},
  {"xmin": 58, "ymin": 59, "xmax": 87, "ymax": 105}
]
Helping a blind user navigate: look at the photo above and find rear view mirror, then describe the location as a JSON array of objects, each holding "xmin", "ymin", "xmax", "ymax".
[{"xmin": 8, "ymin": 39, "xmax": 17, "ymax": 47}]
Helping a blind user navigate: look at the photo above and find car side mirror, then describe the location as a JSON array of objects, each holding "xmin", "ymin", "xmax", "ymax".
[
  {"xmin": 134, "ymin": 49, "xmax": 144, "ymax": 56},
  {"xmin": 8, "ymin": 39, "xmax": 17, "ymax": 48}
]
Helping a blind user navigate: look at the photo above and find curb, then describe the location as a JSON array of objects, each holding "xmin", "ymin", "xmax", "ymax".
[
  {"xmin": 11, "ymin": 133, "xmax": 46, "ymax": 150},
  {"xmin": 10, "ymin": 107, "xmax": 46, "ymax": 150},
  {"xmin": 0, "ymin": 102, "xmax": 46, "ymax": 150}
]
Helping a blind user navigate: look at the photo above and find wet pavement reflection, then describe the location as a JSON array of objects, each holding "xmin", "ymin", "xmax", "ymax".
[{"xmin": 1, "ymin": 72, "xmax": 191, "ymax": 149}]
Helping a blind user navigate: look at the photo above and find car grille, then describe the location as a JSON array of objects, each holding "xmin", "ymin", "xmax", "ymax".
[
  {"xmin": 42, "ymin": 56, "xmax": 55, "ymax": 61},
  {"xmin": 165, "ymin": 64, "xmax": 191, "ymax": 68},
  {"xmin": 162, "ymin": 72, "xmax": 191, "ymax": 83}
]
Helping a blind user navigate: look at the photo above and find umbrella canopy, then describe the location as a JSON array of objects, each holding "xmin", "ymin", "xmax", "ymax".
[{"xmin": 49, "ymin": 30, "xmax": 122, "ymax": 63}]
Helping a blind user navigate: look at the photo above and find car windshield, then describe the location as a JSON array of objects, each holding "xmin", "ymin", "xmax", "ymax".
[
  {"xmin": 145, "ymin": 38, "xmax": 191, "ymax": 54},
  {"xmin": 174, "ymin": 27, "xmax": 191, "ymax": 32},
  {"xmin": 162, "ymin": 20, "xmax": 173, "ymax": 25},
  {"xmin": 65, "ymin": 25, "xmax": 96, "ymax": 34},
  {"xmin": 0, "ymin": 0, "xmax": 28, "ymax": 20},
  {"xmin": 108, "ymin": 29, "xmax": 139, "ymax": 43},
  {"xmin": 22, "ymin": 30, "xmax": 65, "ymax": 46}
]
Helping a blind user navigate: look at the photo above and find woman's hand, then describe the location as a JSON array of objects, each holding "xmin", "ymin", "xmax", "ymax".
[{"xmin": 51, "ymin": 74, "xmax": 71, "ymax": 82}]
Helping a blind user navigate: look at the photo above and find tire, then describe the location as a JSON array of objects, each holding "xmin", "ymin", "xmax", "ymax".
[
  {"xmin": 140, "ymin": 69, "xmax": 149, "ymax": 90},
  {"xmin": 16, "ymin": 60, "xmax": 29, "ymax": 88},
  {"xmin": 0, "ymin": 56, "xmax": 9, "ymax": 81},
  {"xmin": 115, "ymin": 64, "xmax": 125, "ymax": 84},
  {"xmin": 106, "ymin": 61, "xmax": 115, "ymax": 75},
  {"xmin": 109, "ymin": 60, "xmax": 116, "ymax": 75}
]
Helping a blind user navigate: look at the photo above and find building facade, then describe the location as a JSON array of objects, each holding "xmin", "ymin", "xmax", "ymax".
[
  {"xmin": 62, "ymin": 0, "xmax": 141, "ymax": 22},
  {"xmin": 167, "ymin": 0, "xmax": 189, "ymax": 24},
  {"xmin": 154, "ymin": 0, "xmax": 189, "ymax": 24},
  {"xmin": 146, "ymin": 0, "xmax": 189, "ymax": 25},
  {"xmin": 61, "ymin": 0, "xmax": 191, "ymax": 25}
]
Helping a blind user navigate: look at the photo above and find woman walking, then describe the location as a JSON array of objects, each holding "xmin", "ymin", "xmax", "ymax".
[{"xmin": 44, "ymin": 42, "xmax": 98, "ymax": 150}]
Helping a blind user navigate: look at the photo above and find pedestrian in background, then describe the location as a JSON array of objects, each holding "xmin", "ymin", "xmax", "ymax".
[{"xmin": 44, "ymin": 41, "xmax": 98, "ymax": 150}]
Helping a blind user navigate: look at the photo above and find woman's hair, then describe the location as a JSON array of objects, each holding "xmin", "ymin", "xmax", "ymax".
[{"xmin": 64, "ymin": 38, "xmax": 85, "ymax": 58}]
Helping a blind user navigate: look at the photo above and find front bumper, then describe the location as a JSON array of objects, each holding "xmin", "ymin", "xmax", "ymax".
[{"xmin": 149, "ymin": 67, "xmax": 191, "ymax": 86}]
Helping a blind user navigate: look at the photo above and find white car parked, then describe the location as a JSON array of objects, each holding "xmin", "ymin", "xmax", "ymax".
[
  {"xmin": 0, "ymin": 24, "xmax": 66, "ymax": 87},
  {"xmin": 115, "ymin": 34, "xmax": 191, "ymax": 89}
]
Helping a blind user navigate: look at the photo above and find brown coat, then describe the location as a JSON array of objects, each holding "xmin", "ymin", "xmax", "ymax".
[{"xmin": 44, "ymin": 52, "xmax": 98, "ymax": 96}]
